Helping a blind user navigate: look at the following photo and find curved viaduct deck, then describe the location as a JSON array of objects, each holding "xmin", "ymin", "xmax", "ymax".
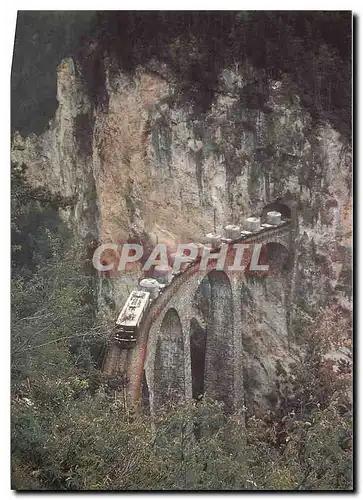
[{"xmin": 103, "ymin": 220, "xmax": 293, "ymax": 412}]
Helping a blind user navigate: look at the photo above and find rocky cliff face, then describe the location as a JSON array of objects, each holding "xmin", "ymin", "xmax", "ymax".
[{"xmin": 11, "ymin": 12, "xmax": 352, "ymax": 413}]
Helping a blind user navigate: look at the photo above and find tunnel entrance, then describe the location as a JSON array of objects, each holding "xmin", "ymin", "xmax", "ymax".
[
  {"xmin": 153, "ymin": 308, "xmax": 184, "ymax": 409},
  {"xmin": 261, "ymin": 200, "xmax": 291, "ymax": 220}
]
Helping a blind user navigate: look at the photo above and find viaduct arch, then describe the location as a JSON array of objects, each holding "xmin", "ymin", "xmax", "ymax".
[
  {"xmin": 104, "ymin": 200, "xmax": 296, "ymax": 415},
  {"xmin": 190, "ymin": 270, "xmax": 234, "ymax": 411}
]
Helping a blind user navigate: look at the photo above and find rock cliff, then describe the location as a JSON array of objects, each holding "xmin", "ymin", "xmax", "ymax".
[{"xmin": 11, "ymin": 12, "xmax": 352, "ymax": 413}]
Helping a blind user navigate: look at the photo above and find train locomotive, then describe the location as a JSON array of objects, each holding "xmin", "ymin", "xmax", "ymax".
[
  {"xmin": 113, "ymin": 209, "xmax": 288, "ymax": 346},
  {"xmin": 114, "ymin": 290, "xmax": 151, "ymax": 347}
]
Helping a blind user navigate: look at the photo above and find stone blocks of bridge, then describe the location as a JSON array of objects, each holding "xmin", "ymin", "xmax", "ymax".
[{"xmin": 141, "ymin": 228, "xmax": 294, "ymax": 416}]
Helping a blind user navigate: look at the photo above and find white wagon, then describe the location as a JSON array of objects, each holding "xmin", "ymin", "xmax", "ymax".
[{"xmin": 114, "ymin": 290, "xmax": 151, "ymax": 347}]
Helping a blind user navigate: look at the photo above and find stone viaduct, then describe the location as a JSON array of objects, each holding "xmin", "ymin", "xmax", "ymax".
[{"xmin": 103, "ymin": 200, "xmax": 297, "ymax": 415}]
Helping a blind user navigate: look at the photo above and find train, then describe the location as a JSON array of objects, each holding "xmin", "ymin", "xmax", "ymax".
[
  {"xmin": 114, "ymin": 290, "xmax": 151, "ymax": 347},
  {"xmin": 114, "ymin": 209, "xmax": 288, "ymax": 346}
]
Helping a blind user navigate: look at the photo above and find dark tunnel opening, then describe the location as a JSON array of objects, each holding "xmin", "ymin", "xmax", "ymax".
[{"xmin": 261, "ymin": 201, "xmax": 292, "ymax": 220}]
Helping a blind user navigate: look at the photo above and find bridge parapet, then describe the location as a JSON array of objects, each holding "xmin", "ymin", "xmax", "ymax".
[{"xmin": 230, "ymin": 221, "xmax": 291, "ymax": 254}]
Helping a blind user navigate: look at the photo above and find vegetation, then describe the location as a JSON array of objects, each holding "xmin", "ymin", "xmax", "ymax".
[
  {"xmin": 13, "ymin": 12, "xmax": 351, "ymax": 138},
  {"xmin": 84, "ymin": 12, "xmax": 352, "ymax": 138},
  {"xmin": 12, "ymin": 363, "xmax": 352, "ymax": 490},
  {"xmin": 11, "ymin": 162, "xmax": 352, "ymax": 490},
  {"xmin": 11, "ymin": 12, "xmax": 352, "ymax": 491}
]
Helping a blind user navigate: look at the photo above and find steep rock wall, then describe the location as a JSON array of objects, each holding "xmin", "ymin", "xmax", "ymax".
[
  {"xmin": 12, "ymin": 56, "xmax": 352, "ymax": 304},
  {"xmin": 11, "ymin": 29, "xmax": 352, "ymax": 412}
]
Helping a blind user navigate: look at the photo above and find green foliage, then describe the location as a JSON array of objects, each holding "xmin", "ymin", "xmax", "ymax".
[
  {"xmin": 12, "ymin": 390, "xmax": 352, "ymax": 491},
  {"xmin": 12, "ymin": 12, "xmax": 351, "ymax": 138},
  {"xmin": 11, "ymin": 220, "xmax": 352, "ymax": 490},
  {"xmin": 11, "ymin": 165, "xmax": 111, "ymax": 489},
  {"xmin": 11, "ymin": 227, "xmax": 106, "ymax": 384},
  {"xmin": 11, "ymin": 162, "xmax": 75, "ymax": 272},
  {"xmin": 95, "ymin": 12, "xmax": 350, "ymax": 137}
]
